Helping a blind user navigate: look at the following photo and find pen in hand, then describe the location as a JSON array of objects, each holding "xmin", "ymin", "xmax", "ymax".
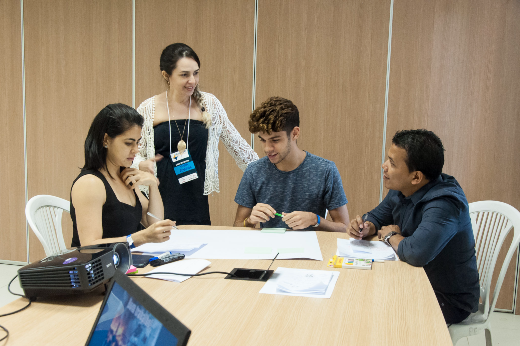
[
  {"xmin": 147, "ymin": 212, "xmax": 178, "ymax": 230},
  {"xmin": 360, "ymin": 214, "xmax": 368, "ymax": 234}
]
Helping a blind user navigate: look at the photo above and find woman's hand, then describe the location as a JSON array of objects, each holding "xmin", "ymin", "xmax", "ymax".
[
  {"xmin": 120, "ymin": 168, "xmax": 159, "ymax": 189},
  {"xmin": 138, "ymin": 219, "xmax": 176, "ymax": 244},
  {"xmin": 138, "ymin": 154, "xmax": 163, "ymax": 175}
]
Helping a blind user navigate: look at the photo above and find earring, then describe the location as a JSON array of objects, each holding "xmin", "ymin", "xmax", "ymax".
[{"xmin": 104, "ymin": 145, "xmax": 108, "ymax": 148}]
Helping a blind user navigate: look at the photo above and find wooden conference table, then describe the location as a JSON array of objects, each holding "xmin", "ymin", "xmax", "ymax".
[{"xmin": 0, "ymin": 226, "xmax": 451, "ymax": 345}]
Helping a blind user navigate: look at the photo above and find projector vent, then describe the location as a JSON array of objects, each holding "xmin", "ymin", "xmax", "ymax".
[
  {"xmin": 85, "ymin": 258, "xmax": 104, "ymax": 286},
  {"xmin": 20, "ymin": 266, "xmax": 82, "ymax": 289}
]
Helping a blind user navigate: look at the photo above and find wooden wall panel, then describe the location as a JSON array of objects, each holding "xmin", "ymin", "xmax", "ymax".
[
  {"xmin": 24, "ymin": 0, "xmax": 133, "ymax": 262},
  {"xmin": 0, "ymin": 0, "xmax": 26, "ymax": 262},
  {"xmin": 135, "ymin": 0, "xmax": 255, "ymax": 226},
  {"xmin": 255, "ymin": 0, "xmax": 390, "ymax": 218},
  {"xmin": 388, "ymin": 0, "xmax": 520, "ymax": 311}
]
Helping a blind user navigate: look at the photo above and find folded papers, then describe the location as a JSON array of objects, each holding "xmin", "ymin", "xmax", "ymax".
[{"xmin": 337, "ymin": 238, "xmax": 397, "ymax": 261}]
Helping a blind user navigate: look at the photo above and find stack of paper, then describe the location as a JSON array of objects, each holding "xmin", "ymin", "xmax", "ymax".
[
  {"xmin": 277, "ymin": 271, "xmax": 333, "ymax": 295},
  {"xmin": 132, "ymin": 241, "xmax": 206, "ymax": 256},
  {"xmin": 337, "ymin": 238, "xmax": 397, "ymax": 261},
  {"xmin": 259, "ymin": 267, "xmax": 340, "ymax": 298}
]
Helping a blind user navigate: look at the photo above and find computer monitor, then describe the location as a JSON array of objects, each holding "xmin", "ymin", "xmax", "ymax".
[{"xmin": 85, "ymin": 270, "xmax": 191, "ymax": 346}]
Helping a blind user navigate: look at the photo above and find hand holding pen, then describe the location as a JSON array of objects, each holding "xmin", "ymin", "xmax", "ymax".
[
  {"xmin": 348, "ymin": 214, "xmax": 374, "ymax": 240},
  {"xmin": 248, "ymin": 203, "xmax": 277, "ymax": 225},
  {"xmin": 147, "ymin": 212, "xmax": 178, "ymax": 230}
]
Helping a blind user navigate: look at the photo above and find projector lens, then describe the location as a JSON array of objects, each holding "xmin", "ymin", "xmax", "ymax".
[{"xmin": 113, "ymin": 253, "xmax": 120, "ymax": 268}]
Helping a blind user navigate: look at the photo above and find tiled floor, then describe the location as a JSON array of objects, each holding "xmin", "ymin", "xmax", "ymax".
[
  {"xmin": 456, "ymin": 312, "xmax": 520, "ymax": 346},
  {"xmin": 0, "ymin": 263, "xmax": 518, "ymax": 345}
]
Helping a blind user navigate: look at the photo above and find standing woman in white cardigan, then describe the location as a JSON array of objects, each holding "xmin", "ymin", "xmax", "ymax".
[{"xmin": 132, "ymin": 43, "xmax": 258, "ymax": 225}]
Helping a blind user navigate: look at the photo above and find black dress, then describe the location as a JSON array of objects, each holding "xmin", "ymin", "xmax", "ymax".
[
  {"xmin": 154, "ymin": 119, "xmax": 210, "ymax": 225},
  {"xmin": 70, "ymin": 170, "xmax": 142, "ymax": 247}
]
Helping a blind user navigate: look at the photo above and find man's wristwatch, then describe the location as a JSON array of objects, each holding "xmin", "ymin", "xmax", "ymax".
[
  {"xmin": 126, "ymin": 234, "xmax": 136, "ymax": 249},
  {"xmin": 383, "ymin": 231, "xmax": 398, "ymax": 246}
]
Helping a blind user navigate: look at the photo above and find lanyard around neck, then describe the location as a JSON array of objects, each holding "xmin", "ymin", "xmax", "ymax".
[{"xmin": 166, "ymin": 91, "xmax": 191, "ymax": 154}]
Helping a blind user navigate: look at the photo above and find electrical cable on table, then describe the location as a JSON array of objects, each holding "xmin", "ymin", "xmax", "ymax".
[{"xmin": 0, "ymin": 275, "xmax": 35, "ymax": 341}]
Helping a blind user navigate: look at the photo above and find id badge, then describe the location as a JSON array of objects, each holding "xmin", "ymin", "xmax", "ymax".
[{"xmin": 170, "ymin": 150, "xmax": 198, "ymax": 184}]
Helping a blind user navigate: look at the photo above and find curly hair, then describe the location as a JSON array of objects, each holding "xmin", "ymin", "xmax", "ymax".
[{"xmin": 249, "ymin": 96, "xmax": 299, "ymax": 135}]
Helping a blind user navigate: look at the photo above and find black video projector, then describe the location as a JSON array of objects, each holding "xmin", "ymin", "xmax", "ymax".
[{"xmin": 18, "ymin": 243, "xmax": 131, "ymax": 299}]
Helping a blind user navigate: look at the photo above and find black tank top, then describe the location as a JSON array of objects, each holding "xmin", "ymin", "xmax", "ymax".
[
  {"xmin": 70, "ymin": 170, "xmax": 142, "ymax": 247},
  {"xmin": 154, "ymin": 120, "xmax": 210, "ymax": 225}
]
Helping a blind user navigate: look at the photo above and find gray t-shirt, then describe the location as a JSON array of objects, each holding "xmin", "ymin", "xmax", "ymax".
[{"xmin": 234, "ymin": 152, "xmax": 348, "ymax": 229}]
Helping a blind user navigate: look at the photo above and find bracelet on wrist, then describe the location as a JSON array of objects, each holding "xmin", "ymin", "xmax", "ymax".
[{"xmin": 312, "ymin": 214, "xmax": 320, "ymax": 228}]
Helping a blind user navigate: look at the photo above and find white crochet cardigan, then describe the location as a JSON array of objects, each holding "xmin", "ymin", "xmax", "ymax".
[{"xmin": 131, "ymin": 92, "xmax": 259, "ymax": 195}]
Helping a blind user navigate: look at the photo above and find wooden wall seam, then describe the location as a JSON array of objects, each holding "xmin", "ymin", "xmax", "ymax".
[{"xmin": 0, "ymin": 0, "xmax": 26, "ymax": 262}]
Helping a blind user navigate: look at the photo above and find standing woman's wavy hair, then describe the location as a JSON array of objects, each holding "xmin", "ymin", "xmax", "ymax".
[
  {"xmin": 160, "ymin": 43, "xmax": 211, "ymax": 128},
  {"xmin": 83, "ymin": 103, "xmax": 144, "ymax": 178}
]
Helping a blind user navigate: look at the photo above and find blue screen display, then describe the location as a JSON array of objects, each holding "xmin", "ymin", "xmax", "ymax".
[{"xmin": 88, "ymin": 282, "xmax": 178, "ymax": 346}]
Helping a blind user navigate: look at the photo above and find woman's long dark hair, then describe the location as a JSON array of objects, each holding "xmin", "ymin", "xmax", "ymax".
[{"xmin": 83, "ymin": 103, "xmax": 143, "ymax": 177}]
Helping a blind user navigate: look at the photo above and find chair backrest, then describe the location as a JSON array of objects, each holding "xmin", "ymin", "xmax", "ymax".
[
  {"xmin": 25, "ymin": 195, "xmax": 70, "ymax": 257},
  {"xmin": 469, "ymin": 200, "xmax": 520, "ymax": 317}
]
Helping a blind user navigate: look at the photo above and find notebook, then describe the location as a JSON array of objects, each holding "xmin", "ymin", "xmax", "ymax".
[{"xmin": 85, "ymin": 270, "xmax": 191, "ymax": 346}]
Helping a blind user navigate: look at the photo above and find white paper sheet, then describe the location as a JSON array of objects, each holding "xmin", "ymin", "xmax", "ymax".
[
  {"xmin": 146, "ymin": 259, "xmax": 211, "ymax": 283},
  {"xmin": 277, "ymin": 271, "xmax": 333, "ymax": 295},
  {"xmin": 133, "ymin": 229, "xmax": 323, "ymax": 260},
  {"xmin": 259, "ymin": 267, "xmax": 339, "ymax": 298},
  {"xmin": 337, "ymin": 238, "xmax": 397, "ymax": 261},
  {"xmin": 133, "ymin": 241, "xmax": 206, "ymax": 254}
]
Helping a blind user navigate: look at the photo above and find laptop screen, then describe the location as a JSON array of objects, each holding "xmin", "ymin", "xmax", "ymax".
[{"xmin": 86, "ymin": 271, "xmax": 190, "ymax": 346}]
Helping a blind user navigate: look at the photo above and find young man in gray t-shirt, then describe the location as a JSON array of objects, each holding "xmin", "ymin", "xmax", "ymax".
[{"xmin": 233, "ymin": 97, "xmax": 350, "ymax": 232}]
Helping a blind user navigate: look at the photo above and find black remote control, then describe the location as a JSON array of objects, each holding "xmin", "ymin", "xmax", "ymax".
[{"xmin": 149, "ymin": 253, "xmax": 185, "ymax": 267}]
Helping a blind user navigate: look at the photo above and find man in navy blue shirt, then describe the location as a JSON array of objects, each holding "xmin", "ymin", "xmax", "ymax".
[{"xmin": 349, "ymin": 129, "xmax": 479, "ymax": 324}]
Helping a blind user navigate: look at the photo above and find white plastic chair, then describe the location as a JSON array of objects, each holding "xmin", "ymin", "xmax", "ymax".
[
  {"xmin": 449, "ymin": 200, "xmax": 520, "ymax": 346},
  {"xmin": 25, "ymin": 195, "xmax": 70, "ymax": 256}
]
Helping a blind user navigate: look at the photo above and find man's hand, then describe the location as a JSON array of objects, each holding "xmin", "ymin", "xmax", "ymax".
[
  {"xmin": 349, "ymin": 215, "xmax": 375, "ymax": 239},
  {"xmin": 378, "ymin": 225, "xmax": 401, "ymax": 240},
  {"xmin": 282, "ymin": 211, "xmax": 317, "ymax": 230},
  {"xmin": 249, "ymin": 203, "xmax": 276, "ymax": 225}
]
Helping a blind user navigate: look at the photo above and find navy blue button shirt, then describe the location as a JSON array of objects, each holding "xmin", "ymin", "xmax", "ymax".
[{"xmin": 366, "ymin": 174, "xmax": 479, "ymax": 313}]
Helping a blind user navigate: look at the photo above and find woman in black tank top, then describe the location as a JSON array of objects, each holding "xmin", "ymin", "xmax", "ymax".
[{"xmin": 70, "ymin": 104, "xmax": 176, "ymax": 248}]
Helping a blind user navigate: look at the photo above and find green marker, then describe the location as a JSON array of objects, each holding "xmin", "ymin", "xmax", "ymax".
[{"xmin": 274, "ymin": 213, "xmax": 283, "ymax": 217}]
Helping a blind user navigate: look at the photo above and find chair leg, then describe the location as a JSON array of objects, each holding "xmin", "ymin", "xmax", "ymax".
[
  {"xmin": 451, "ymin": 336, "xmax": 465, "ymax": 346},
  {"xmin": 484, "ymin": 328, "xmax": 492, "ymax": 346}
]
